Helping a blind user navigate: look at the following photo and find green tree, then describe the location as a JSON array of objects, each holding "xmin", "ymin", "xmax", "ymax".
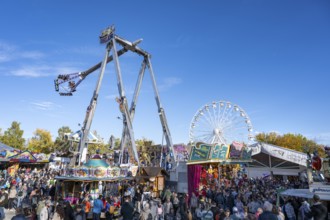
[
  {"xmin": 27, "ymin": 129, "xmax": 54, "ymax": 153},
  {"xmin": 0, "ymin": 121, "xmax": 25, "ymax": 149},
  {"xmin": 56, "ymin": 126, "xmax": 72, "ymax": 141},
  {"xmin": 54, "ymin": 126, "xmax": 72, "ymax": 155},
  {"xmin": 87, "ymin": 130, "xmax": 107, "ymax": 155}
]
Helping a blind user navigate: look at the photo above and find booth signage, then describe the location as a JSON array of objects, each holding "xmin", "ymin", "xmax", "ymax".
[
  {"xmin": 189, "ymin": 143, "xmax": 212, "ymax": 161},
  {"xmin": 211, "ymin": 145, "xmax": 228, "ymax": 160},
  {"xmin": 229, "ymin": 142, "xmax": 244, "ymax": 159}
]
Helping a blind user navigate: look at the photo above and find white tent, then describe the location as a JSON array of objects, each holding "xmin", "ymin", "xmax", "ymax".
[
  {"xmin": 280, "ymin": 188, "xmax": 330, "ymax": 201},
  {"xmin": 247, "ymin": 143, "xmax": 307, "ymax": 178}
]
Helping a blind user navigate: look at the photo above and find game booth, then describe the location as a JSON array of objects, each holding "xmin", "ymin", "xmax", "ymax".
[
  {"xmin": 0, "ymin": 149, "xmax": 50, "ymax": 175},
  {"xmin": 135, "ymin": 167, "xmax": 168, "ymax": 198},
  {"xmin": 55, "ymin": 155, "xmax": 137, "ymax": 219},
  {"xmin": 186, "ymin": 142, "xmax": 253, "ymax": 197}
]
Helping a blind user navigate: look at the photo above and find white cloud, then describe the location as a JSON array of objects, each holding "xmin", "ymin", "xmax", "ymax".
[
  {"xmin": 0, "ymin": 41, "xmax": 45, "ymax": 63},
  {"xmin": 30, "ymin": 101, "xmax": 61, "ymax": 111},
  {"xmin": 0, "ymin": 42, "xmax": 16, "ymax": 62},
  {"xmin": 158, "ymin": 77, "xmax": 182, "ymax": 91},
  {"xmin": 8, "ymin": 64, "xmax": 79, "ymax": 78},
  {"xmin": 20, "ymin": 51, "xmax": 45, "ymax": 59}
]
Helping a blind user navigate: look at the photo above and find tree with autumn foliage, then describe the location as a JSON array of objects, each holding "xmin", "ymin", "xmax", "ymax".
[
  {"xmin": 27, "ymin": 129, "xmax": 54, "ymax": 154},
  {"xmin": 256, "ymin": 132, "xmax": 325, "ymax": 157}
]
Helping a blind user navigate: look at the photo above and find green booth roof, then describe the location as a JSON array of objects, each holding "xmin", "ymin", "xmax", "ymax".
[{"xmin": 83, "ymin": 159, "xmax": 109, "ymax": 168}]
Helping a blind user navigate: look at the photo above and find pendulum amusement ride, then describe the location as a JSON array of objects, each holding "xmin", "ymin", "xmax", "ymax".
[{"xmin": 54, "ymin": 25, "xmax": 177, "ymax": 168}]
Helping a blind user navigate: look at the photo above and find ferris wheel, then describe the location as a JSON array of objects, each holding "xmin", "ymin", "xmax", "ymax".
[{"xmin": 189, "ymin": 101, "xmax": 254, "ymax": 145}]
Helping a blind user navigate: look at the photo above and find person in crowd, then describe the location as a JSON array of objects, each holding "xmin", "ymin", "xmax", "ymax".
[
  {"xmin": 156, "ymin": 201, "xmax": 165, "ymax": 220},
  {"xmin": 113, "ymin": 196, "xmax": 120, "ymax": 208},
  {"xmin": 0, "ymin": 188, "xmax": 8, "ymax": 208},
  {"xmin": 235, "ymin": 197, "xmax": 244, "ymax": 213},
  {"xmin": 276, "ymin": 206, "xmax": 285, "ymax": 220},
  {"xmin": 39, "ymin": 200, "xmax": 51, "ymax": 220},
  {"xmin": 210, "ymin": 201, "xmax": 220, "ymax": 218},
  {"xmin": 230, "ymin": 207, "xmax": 241, "ymax": 220},
  {"xmin": 172, "ymin": 192, "xmax": 179, "ymax": 214},
  {"xmin": 241, "ymin": 206, "xmax": 253, "ymax": 220},
  {"xmin": 140, "ymin": 202, "xmax": 152, "ymax": 220},
  {"xmin": 178, "ymin": 195, "xmax": 188, "ymax": 220},
  {"xmin": 254, "ymin": 208, "xmax": 263, "ymax": 219},
  {"xmin": 121, "ymin": 196, "xmax": 134, "ymax": 220},
  {"xmin": 8, "ymin": 185, "xmax": 17, "ymax": 211},
  {"xmin": 258, "ymin": 201, "xmax": 277, "ymax": 220},
  {"xmin": 36, "ymin": 198, "xmax": 45, "ymax": 220},
  {"xmin": 305, "ymin": 194, "xmax": 328, "ymax": 220},
  {"xmin": 162, "ymin": 188, "xmax": 172, "ymax": 202},
  {"xmin": 164, "ymin": 197, "xmax": 173, "ymax": 216},
  {"xmin": 52, "ymin": 204, "xmax": 65, "ymax": 220},
  {"xmin": 11, "ymin": 207, "xmax": 26, "ymax": 220},
  {"xmin": 189, "ymin": 192, "xmax": 198, "ymax": 217},
  {"xmin": 82, "ymin": 197, "xmax": 91, "ymax": 219},
  {"xmin": 92, "ymin": 195, "xmax": 104, "ymax": 220},
  {"xmin": 75, "ymin": 205, "xmax": 86, "ymax": 220},
  {"xmin": 283, "ymin": 198, "xmax": 296, "ymax": 220},
  {"xmin": 298, "ymin": 200, "xmax": 312, "ymax": 220},
  {"xmin": 195, "ymin": 203, "xmax": 204, "ymax": 220},
  {"xmin": 64, "ymin": 200, "xmax": 75, "ymax": 220},
  {"xmin": 223, "ymin": 209, "xmax": 231, "ymax": 220},
  {"xmin": 103, "ymin": 197, "xmax": 113, "ymax": 220},
  {"xmin": 134, "ymin": 188, "xmax": 142, "ymax": 213},
  {"xmin": 201, "ymin": 205, "xmax": 213, "ymax": 220},
  {"xmin": 164, "ymin": 208, "xmax": 176, "ymax": 220}
]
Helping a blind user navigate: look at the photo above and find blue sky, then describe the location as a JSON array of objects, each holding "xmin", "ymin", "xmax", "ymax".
[{"xmin": 0, "ymin": 0, "xmax": 329, "ymax": 146}]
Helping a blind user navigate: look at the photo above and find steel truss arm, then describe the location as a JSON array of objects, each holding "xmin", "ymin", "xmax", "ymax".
[
  {"xmin": 145, "ymin": 56, "xmax": 177, "ymax": 164},
  {"xmin": 54, "ymin": 39, "xmax": 148, "ymax": 96},
  {"xmin": 78, "ymin": 42, "xmax": 112, "ymax": 165},
  {"xmin": 119, "ymin": 60, "xmax": 147, "ymax": 164},
  {"xmin": 111, "ymin": 38, "xmax": 140, "ymax": 166}
]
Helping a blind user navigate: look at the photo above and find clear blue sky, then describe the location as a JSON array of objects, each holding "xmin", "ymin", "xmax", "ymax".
[{"xmin": 0, "ymin": 0, "xmax": 329, "ymax": 146}]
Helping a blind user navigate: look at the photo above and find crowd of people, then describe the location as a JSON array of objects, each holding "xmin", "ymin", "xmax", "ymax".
[{"xmin": 0, "ymin": 166, "xmax": 328, "ymax": 220}]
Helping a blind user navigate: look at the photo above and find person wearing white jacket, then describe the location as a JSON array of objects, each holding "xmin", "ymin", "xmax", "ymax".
[{"xmin": 40, "ymin": 200, "xmax": 51, "ymax": 220}]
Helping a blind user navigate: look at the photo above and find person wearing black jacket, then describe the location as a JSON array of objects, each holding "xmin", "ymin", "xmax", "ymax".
[
  {"xmin": 306, "ymin": 194, "xmax": 328, "ymax": 220},
  {"xmin": 64, "ymin": 200, "xmax": 75, "ymax": 220},
  {"xmin": 11, "ymin": 207, "xmax": 27, "ymax": 220},
  {"xmin": 121, "ymin": 196, "xmax": 134, "ymax": 220},
  {"xmin": 134, "ymin": 189, "xmax": 142, "ymax": 213},
  {"xmin": 75, "ymin": 205, "xmax": 86, "ymax": 220}
]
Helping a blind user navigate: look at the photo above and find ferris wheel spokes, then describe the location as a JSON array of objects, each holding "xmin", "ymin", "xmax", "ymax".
[{"xmin": 189, "ymin": 100, "xmax": 254, "ymax": 145}]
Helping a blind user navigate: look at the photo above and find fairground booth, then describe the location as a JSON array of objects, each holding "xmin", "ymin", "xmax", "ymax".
[
  {"xmin": 55, "ymin": 154, "xmax": 136, "ymax": 218},
  {"xmin": 135, "ymin": 167, "xmax": 168, "ymax": 197},
  {"xmin": 0, "ymin": 142, "xmax": 50, "ymax": 175},
  {"xmin": 187, "ymin": 142, "xmax": 252, "ymax": 197}
]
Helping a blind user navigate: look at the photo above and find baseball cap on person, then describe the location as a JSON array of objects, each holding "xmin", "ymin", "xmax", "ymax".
[{"xmin": 233, "ymin": 207, "xmax": 238, "ymax": 213}]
